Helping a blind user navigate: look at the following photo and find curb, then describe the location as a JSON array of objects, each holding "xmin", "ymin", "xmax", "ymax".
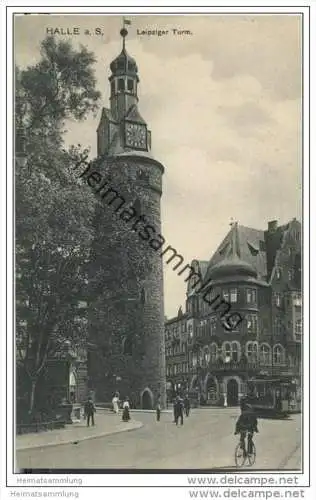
[{"xmin": 16, "ymin": 421, "xmax": 144, "ymax": 452}]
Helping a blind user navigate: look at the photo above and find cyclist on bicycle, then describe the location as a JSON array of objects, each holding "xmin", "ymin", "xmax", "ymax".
[{"xmin": 234, "ymin": 402, "xmax": 259, "ymax": 457}]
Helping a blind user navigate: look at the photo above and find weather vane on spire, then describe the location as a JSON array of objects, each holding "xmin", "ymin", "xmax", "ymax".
[{"xmin": 120, "ymin": 17, "xmax": 131, "ymax": 49}]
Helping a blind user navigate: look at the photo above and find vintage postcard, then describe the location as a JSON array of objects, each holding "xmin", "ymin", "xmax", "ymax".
[{"xmin": 3, "ymin": 3, "xmax": 314, "ymax": 498}]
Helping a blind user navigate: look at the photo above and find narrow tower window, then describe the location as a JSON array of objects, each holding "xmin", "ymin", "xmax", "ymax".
[
  {"xmin": 111, "ymin": 80, "xmax": 115, "ymax": 94},
  {"xmin": 140, "ymin": 288, "xmax": 146, "ymax": 305},
  {"xmin": 122, "ymin": 336, "xmax": 133, "ymax": 356},
  {"xmin": 132, "ymin": 198, "xmax": 141, "ymax": 216},
  {"xmin": 127, "ymin": 79, "xmax": 134, "ymax": 92},
  {"xmin": 118, "ymin": 78, "xmax": 125, "ymax": 91}
]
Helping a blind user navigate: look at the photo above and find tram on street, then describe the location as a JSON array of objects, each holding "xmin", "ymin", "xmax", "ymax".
[{"xmin": 244, "ymin": 378, "xmax": 295, "ymax": 418}]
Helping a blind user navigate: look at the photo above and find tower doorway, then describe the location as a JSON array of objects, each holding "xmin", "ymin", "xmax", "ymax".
[
  {"xmin": 227, "ymin": 379, "xmax": 239, "ymax": 406},
  {"xmin": 141, "ymin": 388, "xmax": 153, "ymax": 410}
]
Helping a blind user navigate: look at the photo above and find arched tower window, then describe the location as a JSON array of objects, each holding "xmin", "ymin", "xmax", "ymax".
[
  {"xmin": 122, "ymin": 336, "xmax": 133, "ymax": 356},
  {"xmin": 132, "ymin": 198, "xmax": 141, "ymax": 216}
]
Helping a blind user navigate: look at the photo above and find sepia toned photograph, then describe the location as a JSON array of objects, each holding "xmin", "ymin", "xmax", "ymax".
[{"xmin": 13, "ymin": 11, "xmax": 303, "ymax": 475}]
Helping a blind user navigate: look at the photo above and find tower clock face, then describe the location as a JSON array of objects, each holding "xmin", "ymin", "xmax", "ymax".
[{"xmin": 125, "ymin": 122, "xmax": 147, "ymax": 150}]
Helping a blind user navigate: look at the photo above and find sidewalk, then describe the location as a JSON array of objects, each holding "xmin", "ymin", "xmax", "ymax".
[{"xmin": 16, "ymin": 410, "xmax": 143, "ymax": 451}]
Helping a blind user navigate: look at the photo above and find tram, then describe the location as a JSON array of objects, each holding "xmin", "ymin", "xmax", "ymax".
[{"xmin": 244, "ymin": 378, "xmax": 296, "ymax": 418}]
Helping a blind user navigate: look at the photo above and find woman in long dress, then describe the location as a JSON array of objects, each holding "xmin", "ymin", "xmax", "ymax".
[{"xmin": 112, "ymin": 393, "xmax": 119, "ymax": 414}]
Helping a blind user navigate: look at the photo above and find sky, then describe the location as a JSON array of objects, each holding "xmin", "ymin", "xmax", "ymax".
[{"xmin": 15, "ymin": 14, "xmax": 302, "ymax": 318}]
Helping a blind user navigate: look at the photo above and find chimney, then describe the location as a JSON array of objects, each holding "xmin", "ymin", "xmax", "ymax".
[{"xmin": 268, "ymin": 220, "xmax": 278, "ymax": 233}]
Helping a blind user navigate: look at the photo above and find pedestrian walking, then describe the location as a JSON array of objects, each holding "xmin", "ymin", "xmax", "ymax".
[
  {"xmin": 156, "ymin": 394, "xmax": 161, "ymax": 422},
  {"xmin": 172, "ymin": 398, "xmax": 177, "ymax": 423},
  {"xmin": 84, "ymin": 397, "xmax": 96, "ymax": 427},
  {"xmin": 112, "ymin": 392, "xmax": 120, "ymax": 414},
  {"xmin": 184, "ymin": 394, "xmax": 191, "ymax": 417},
  {"xmin": 174, "ymin": 395, "xmax": 184, "ymax": 426},
  {"xmin": 122, "ymin": 397, "xmax": 131, "ymax": 422}
]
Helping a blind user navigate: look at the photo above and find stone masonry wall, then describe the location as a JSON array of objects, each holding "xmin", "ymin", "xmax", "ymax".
[{"xmin": 88, "ymin": 155, "xmax": 166, "ymax": 407}]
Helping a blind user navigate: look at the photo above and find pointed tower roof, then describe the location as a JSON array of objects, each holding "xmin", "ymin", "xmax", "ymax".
[
  {"xmin": 207, "ymin": 222, "xmax": 258, "ymax": 281},
  {"xmin": 109, "ymin": 24, "xmax": 139, "ymax": 80}
]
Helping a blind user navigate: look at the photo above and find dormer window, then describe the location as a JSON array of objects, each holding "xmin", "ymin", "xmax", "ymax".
[
  {"xmin": 246, "ymin": 288, "xmax": 257, "ymax": 304},
  {"xmin": 230, "ymin": 289, "xmax": 237, "ymax": 303},
  {"xmin": 247, "ymin": 242, "xmax": 259, "ymax": 256},
  {"xmin": 222, "ymin": 290, "xmax": 229, "ymax": 302}
]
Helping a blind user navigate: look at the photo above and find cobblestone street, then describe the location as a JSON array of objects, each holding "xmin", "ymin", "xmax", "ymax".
[{"xmin": 16, "ymin": 409, "xmax": 301, "ymax": 471}]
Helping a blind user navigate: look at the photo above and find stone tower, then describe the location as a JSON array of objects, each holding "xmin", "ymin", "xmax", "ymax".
[{"xmin": 88, "ymin": 24, "xmax": 166, "ymax": 409}]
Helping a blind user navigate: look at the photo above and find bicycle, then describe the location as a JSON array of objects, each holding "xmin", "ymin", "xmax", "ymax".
[{"xmin": 234, "ymin": 431, "xmax": 256, "ymax": 468}]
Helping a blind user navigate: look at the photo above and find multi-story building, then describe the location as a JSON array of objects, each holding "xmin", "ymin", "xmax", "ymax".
[
  {"xmin": 165, "ymin": 219, "xmax": 302, "ymax": 408},
  {"xmin": 165, "ymin": 308, "xmax": 189, "ymax": 402}
]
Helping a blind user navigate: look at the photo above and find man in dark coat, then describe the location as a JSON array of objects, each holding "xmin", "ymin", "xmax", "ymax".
[
  {"xmin": 174, "ymin": 395, "xmax": 184, "ymax": 426},
  {"xmin": 184, "ymin": 395, "xmax": 191, "ymax": 417},
  {"xmin": 156, "ymin": 394, "xmax": 161, "ymax": 422},
  {"xmin": 84, "ymin": 398, "xmax": 96, "ymax": 427}
]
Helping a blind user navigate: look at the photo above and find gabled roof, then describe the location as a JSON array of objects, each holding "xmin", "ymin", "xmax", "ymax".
[
  {"xmin": 97, "ymin": 107, "xmax": 115, "ymax": 130},
  {"xmin": 125, "ymin": 105, "xmax": 147, "ymax": 124},
  {"xmin": 268, "ymin": 219, "xmax": 301, "ymax": 285},
  {"xmin": 198, "ymin": 260, "xmax": 209, "ymax": 280}
]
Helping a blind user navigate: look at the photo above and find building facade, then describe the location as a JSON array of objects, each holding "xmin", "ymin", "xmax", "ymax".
[
  {"xmin": 88, "ymin": 26, "xmax": 166, "ymax": 408},
  {"xmin": 165, "ymin": 308, "xmax": 189, "ymax": 403},
  {"xmin": 165, "ymin": 219, "xmax": 302, "ymax": 408}
]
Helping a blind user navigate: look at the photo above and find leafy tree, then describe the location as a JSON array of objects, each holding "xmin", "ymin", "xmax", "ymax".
[{"xmin": 15, "ymin": 36, "xmax": 101, "ymax": 416}]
